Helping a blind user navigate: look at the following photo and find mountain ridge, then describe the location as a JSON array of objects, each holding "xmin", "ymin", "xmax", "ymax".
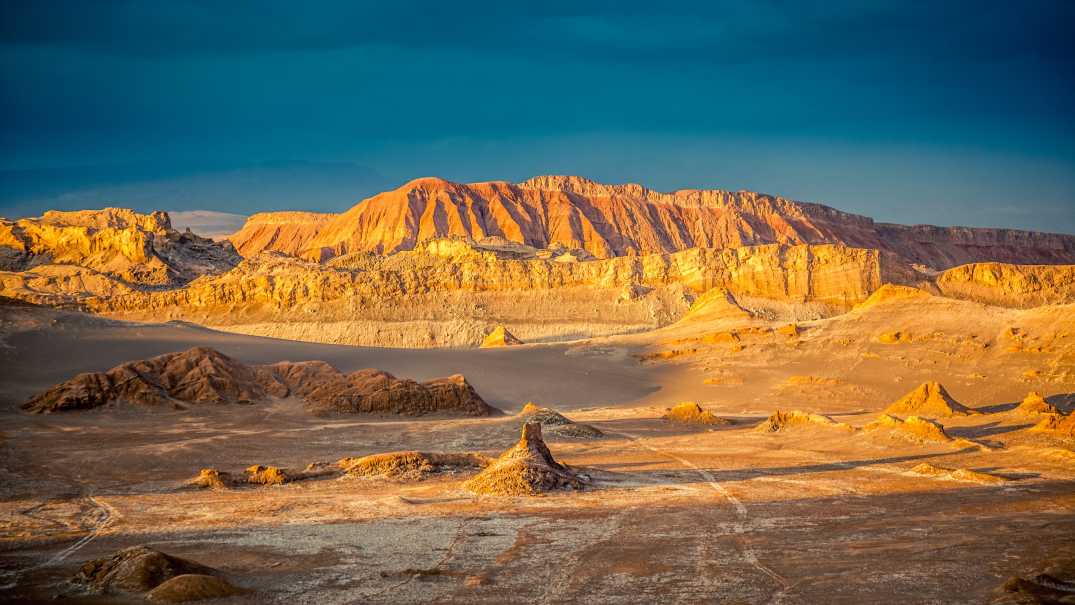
[{"xmin": 229, "ymin": 175, "xmax": 1075, "ymax": 268}]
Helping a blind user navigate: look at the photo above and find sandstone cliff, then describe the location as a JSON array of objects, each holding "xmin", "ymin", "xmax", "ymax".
[
  {"xmin": 0, "ymin": 208, "xmax": 239, "ymax": 287},
  {"xmin": 84, "ymin": 241, "xmax": 901, "ymax": 347},
  {"xmin": 228, "ymin": 175, "xmax": 1075, "ymax": 269},
  {"xmin": 936, "ymin": 263, "xmax": 1075, "ymax": 307}
]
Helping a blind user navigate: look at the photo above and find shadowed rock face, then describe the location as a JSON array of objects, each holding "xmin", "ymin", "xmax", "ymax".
[
  {"xmin": 22, "ymin": 347, "xmax": 497, "ymax": 417},
  {"xmin": 228, "ymin": 175, "xmax": 1075, "ymax": 268},
  {"xmin": 145, "ymin": 574, "xmax": 248, "ymax": 603},
  {"xmin": 465, "ymin": 422, "xmax": 585, "ymax": 495},
  {"xmin": 264, "ymin": 360, "xmax": 496, "ymax": 416},
  {"xmin": 74, "ymin": 546, "xmax": 219, "ymax": 595}
]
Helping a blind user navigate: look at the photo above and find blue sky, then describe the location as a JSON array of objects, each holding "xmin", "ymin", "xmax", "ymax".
[{"xmin": 1, "ymin": 1, "xmax": 1073, "ymax": 231}]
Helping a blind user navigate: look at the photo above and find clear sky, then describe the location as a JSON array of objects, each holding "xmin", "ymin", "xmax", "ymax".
[{"xmin": 1, "ymin": 1, "xmax": 1073, "ymax": 232}]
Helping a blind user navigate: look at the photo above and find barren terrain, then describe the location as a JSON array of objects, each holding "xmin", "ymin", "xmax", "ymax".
[{"xmin": 2, "ymin": 286, "xmax": 1073, "ymax": 603}]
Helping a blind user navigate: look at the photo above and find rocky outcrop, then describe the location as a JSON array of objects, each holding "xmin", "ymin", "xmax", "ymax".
[
  {"xmin": 0, "ymin": 208, "xmax": 239, "ymax": 287},
  {"xmin": 266, "ymin": 360, "xmax": 496, "ymax": 416},
  {"xmin": 22, "ymin": 347, "xmax": 279, "ymax": 412},
  {"xmin": 864, "ymin": 414, "xmax": 953, "ymax": 443},
  {"xmin": 146, "ymin": 574, "xmax": 248, "ymax": 603},
  {"xmin": 663, "ymin": 402, "xmax": 732, "ymax": 425},
  {"xmin": 22, "ymin": 347, "xmax": 497, "ymax": 417},
  {"xmin": 464, "ymin": 423, "xmax": 585, "ymax": 495},
  {"xmin": 481, "ymin": 325, "xmax": 523, "ymax": 348},
  {"xmin": 936, "ymin": 262, "xmax": 1075, "ymax": 308},
  {"xmin": 340, "ymin": 451, "xmax": 490, "ymax": 479},
  {"xmin": 1010, "ymin": 392, "xmax": 1061, "ymax": 417},
  {"xmin": 74, "ymin": 546, "xmax": 220, "ymax": 596},
  {"xmin": 883, "ymin": 382, "xmax": 978, "ymax": 418},
  {"xmin": 229, "ymin": 175, "xmax": 1075, "ymax": 269},
  {"xmin": 754, "ymin": 410, "xmax": 853, "ymax": 433},
  {"xmin": 1028, "ymin": 414, "xmax": 1075, "ymax": 439},
  {"xmin": 516, "ymin": 403, "xmax": 604, "ymax": 438}
]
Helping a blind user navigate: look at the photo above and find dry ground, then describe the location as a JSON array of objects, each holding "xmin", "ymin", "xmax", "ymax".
[{"xmin": 1, "ymin": 298, "xmax": 1073, "ymax": 604}]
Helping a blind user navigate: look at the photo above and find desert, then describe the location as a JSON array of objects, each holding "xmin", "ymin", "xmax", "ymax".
[
  {"xmin": 3, "ymin": 4, "xmax": 1075, "ymax": 603},
  {"xmin": 1, "ymin": 174, "xmax": 1074, "ymax": 603}
]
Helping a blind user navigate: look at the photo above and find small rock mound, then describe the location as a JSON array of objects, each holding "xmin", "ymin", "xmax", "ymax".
[
  {"xmin": 663, "ymin": 402, "xmax": 732, "ymax": 426},
  {"xmin": 909, "ymin": 463, "xmax": 1006, "ymax": 485},
  {"xmin": 146, "ymin": 574, "xmax": 248, "ymax": 603},
  {"xmin": 754, "ymin": 410, "xmax": 853, "ymax": 433},
  {"xmin": 883, "ymin": 382, "xmax": 978, "ymax": 418},
  {"xmin": 481, "ymin": 325, "xmax": 524, "ymax": 348},
  {"xmin": 74, "ymin": 546, "xmax": 218, "ymax": 595},
  {"xmin": 340, "ymin": 451, "xmax": 489, "ymax": 480},
  {"xmin": 185, "ymin": 469, "xmax": 236, "ymax": 490},
  {"xmin": 1028, "ymin": 414, "xmax": 1075, "ymax": 439},
  {"xmin": 517, "ymin": 403, "xmax": 604, "ymax": 438},
  {"xmin": 245, "ymin": 465, "xmax": 290, "ymax": 485},
  {"xmin": 464, "ymin": 423, "xmax": 585, "ymax": 496},
  {"xmin": 863, "ymin": 414, "xmax": 952, "ymax": 443},
  {"xmin": 1012, "ymin": 392, "xmax": 1062, "ymax": 417}
]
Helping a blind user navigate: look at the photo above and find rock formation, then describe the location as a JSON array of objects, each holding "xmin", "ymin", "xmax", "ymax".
[
  {"xmin": 863, "ymin": 414, "xmax": 953, "ymax": 443},
  {"xmin": 186, "ymin": 469, "xmax": 237, "ymax": 489},
  {"xmin": 516, "ymin": 402, "xmax": 604, "ymax": 438},
  {"xmin": 1010, "ymin": 392, "xmax": 1062, "ymax": 417},
  {"xmin": 937, "ymin": 262, "xmax": 1075, "ymax": 308},
  {"xmin": 145, "ymin": 574, "xmax": 249, "ymax": 603},
  {"xmin": 0, "ymin": 208, "xmax": 239, "ymax": 287},
  {"xmin": 481, "ymin": 325, "xmax": 523, "ymax": 347},
  {"xmin": 75, "ymin": 242, "xmax": 900, "ymax": 347},
  {"xmin": 883, "ymin": 382, "xmax": 978, "ymax": 418},
  {"xmin": 265, "ymin": 361, "xmax": 496, "ymax": 416},
  {"xmin": 74, "ymin": 546, "xmax": 221, "ymax": 595},
  {"xmin": 228, "ymin": 175, "xmax": 1075, "ymax": 269},
  {"xmin": 754, "ymin": 410, "xmax": 853, "ymax": 433},
  {"xmin": 1028, "ymin": 414, "xmax": 1075, "ymax": 439},
  {"xmin": 22, "ymin": 347, "xmax": 279, "ymax": 412},
  {"xmin": 464, "ymin": 422, "xmax": 585, "ymax": 495},
  {"xmin": 340, "ymin": 451, "xmax": 490, "ymax": 479},
  {"xmin": 663, "ymin": 402, "xmax": 732, "ymax": 425},
  {"xmin": 22, "ymin": 347, "xmax": 497, "ymax": 417}
]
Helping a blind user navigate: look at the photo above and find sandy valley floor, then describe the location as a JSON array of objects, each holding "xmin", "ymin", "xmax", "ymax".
[{"xmin": 1, "ymin": 294, "xmax": 1073, "ymax": 604}]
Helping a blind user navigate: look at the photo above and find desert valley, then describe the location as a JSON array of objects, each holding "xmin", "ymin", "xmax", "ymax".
[{"xmin": 0, "ymin": 175, "xmax": 1073, "ymax": 603}]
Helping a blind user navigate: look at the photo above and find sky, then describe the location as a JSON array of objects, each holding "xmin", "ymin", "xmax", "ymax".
[{"xmin": 1, "ymin": 1, "xmax": 1073, "ymax": 232}]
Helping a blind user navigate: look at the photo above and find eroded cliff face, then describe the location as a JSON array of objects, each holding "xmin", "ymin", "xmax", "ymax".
[
  {"xmin": 82, "ymin": 241, "xmax": 904, "ymax": 347},
  {"xmin": 227, "ymin": 175, "xmax": 1075, "ymax": 269},
  {"xmin": 229, "ymin": 211, "xmax": 335, "ymax": 258},
  {"xmin": 936, "ymin": 263, "xmax": 1075, "ymax": 308},
  {"xmin": 0, "ymin": 208, "xmax": 240, "ymax": 287}
]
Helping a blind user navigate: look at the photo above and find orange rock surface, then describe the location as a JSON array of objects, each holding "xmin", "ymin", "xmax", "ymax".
[{"xmin": 227, "ymin": 175, "xmax": 1075, "ymax": 268}]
